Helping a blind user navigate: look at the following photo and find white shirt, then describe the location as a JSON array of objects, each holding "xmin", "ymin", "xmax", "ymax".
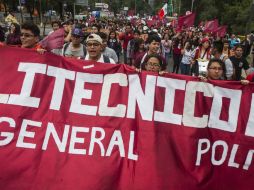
[
  {"xmin": 84, "ymin": 53, "xmax": 115, "ymax": 64},
  {"xmin": 181, "ymin": 49, "xmax": 195, "ymax": 65}
]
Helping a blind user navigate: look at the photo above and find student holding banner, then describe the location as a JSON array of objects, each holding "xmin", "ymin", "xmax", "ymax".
[
  {"xmin": 20, "ymin": 22, "xmax": 43, "ymax": 51},
  {"xmin": 198, "ymin": 59, "xmax": 225, "ymax": 81}
]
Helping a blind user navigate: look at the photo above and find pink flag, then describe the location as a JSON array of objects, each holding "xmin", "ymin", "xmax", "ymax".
[
  {"xmin": 214, "ymin": 25, "xmax": 227, "ymax": 37},
  {"xmin": 177, "ymin": 13, "xmax": 196, "ymax": 30},
  {"xmin": 203, "ymin": 19, "xmax": 219, "ymax": 33},
  {"xmin": 39, "ymin": 28, "xmax": 65, "ymax": 51}
]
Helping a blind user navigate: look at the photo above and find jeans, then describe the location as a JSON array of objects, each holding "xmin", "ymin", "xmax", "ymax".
[
  {"xmin": 173, "ymin": 53, "xmax": 182, "ymax": 73},
  {"xmin": 180, "ymin": 63, "xmax": 191, "ymax": 75}
]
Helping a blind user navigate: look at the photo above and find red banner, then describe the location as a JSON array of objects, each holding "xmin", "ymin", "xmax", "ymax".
[
  {"xmin": 39, "ymin": 28, "xmax": 65, "ymax": 51},
  {"xmin": 214, "ymin": 25, "xmax": 227, "ymax": 37},
  {"xmin": 203, "ymin": 19, "xmax": 219, "ymax": 33},
  {"xmin": 177, "ymin": 13, "xmax": 196, "ymax": 30},
  {"xmin": 1, "ymin": 47, "xmax": 254, "ymax": 190}
]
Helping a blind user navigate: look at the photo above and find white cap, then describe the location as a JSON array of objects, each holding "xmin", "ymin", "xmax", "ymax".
[{"xmin": 86, "ymin": 33, "xmax": 103, "ymax": 44}]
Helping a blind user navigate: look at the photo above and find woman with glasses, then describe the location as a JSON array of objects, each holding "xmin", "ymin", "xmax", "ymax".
[
  {"xmin": 141, "ymin": 53, "xmax": 163, "ymax": 73},
  {"xmin": 199, "ymin": 58, "xmax": 227, "ymax": 82}
]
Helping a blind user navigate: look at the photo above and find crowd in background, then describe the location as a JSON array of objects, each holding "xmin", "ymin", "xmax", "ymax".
[{"xmin": 1, "ymin": 16, "xmax": 254, "ymax": 83}]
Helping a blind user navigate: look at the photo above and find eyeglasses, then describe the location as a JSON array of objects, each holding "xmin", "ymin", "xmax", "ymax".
[
  {"xmin": 21, "ymin": 33, "xmax": 34, "ymax": 38},
  {"xmin": 147, "ymin": 63, "xmax": 161, "ymax": 68},
  {"xmin": 86, "ymin": 43, "xmax": 100, "ymax": 47},
  {"xmin": 208, "ymin": 67, "xmax": 223, "ymax": 71}
]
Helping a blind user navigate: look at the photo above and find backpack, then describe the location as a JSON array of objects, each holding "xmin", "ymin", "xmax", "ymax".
[{"xmin": 62, "ymin": 42, "xmax": 86, "ymax": 57}]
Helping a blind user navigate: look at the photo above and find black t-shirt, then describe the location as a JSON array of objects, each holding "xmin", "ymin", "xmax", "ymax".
[{"xmin": 229, "ymin": 56, "xmax": 249, "ymax": 80}]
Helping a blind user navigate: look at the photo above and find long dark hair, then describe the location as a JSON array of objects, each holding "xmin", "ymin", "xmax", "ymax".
[{"xmin": 11, "ymin": 23, "xmax": 21, "ymax": 35}]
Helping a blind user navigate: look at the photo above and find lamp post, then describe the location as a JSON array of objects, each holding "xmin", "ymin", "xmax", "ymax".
[
  {"xmin": 191, "ymin": 0, "xmax": 194, "ymax": 12},
  {"xmin": 135, "ymin": 0, "xmax": 137, "ymax": 15},
  {"xmin": 18, "ymin": 0, "xmax": 24, "ymax": 23}
]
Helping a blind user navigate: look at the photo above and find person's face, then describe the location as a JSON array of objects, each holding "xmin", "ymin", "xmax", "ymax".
[
  {"xmin": 139, "ymin": 42, "xmax": 144, "ymax": 50},
  {"xmin": 203, "ymin": 41, "xmax": 210, "ymax": 49},
  {"xmin": 86, "ymin": 40, "xmax": 102, "ymax": 59},
  {"xmin": 207, "ymin": 61, "xmax": 223, "ymax": 80},
  {"xmin": 235, "ymin": 47, "xmax": 243, "ymax": 58},
  {"xmin": 110, "ymin": 32, "xmax": 116, "ymax": 39},
  {"xmin": 125, "ymin": 26, "xmax": 132, "ymax": 33},
  {"xmin": 52, "ymin": 23, "xmax": 59, "ymax": 31},
  {"xmin": 10, "ymin": 24, "xmax": 15, "ymax": 33},
  {"xmin": 223, "ymin": 43, "xmax": 229, "ymax": 49},
  {"xmin": 149, "ymin": 40, "xmax": 160, "ymax": 54},
  {"xmin": 20, "ymin": 29, "xmax": 39, "ymax": 48},
  {"xmin": 164, "ymin": 34, "xmax": 169, "ymax": 40},
  {"xmin": 211, "ymin": 47, "xmax": 219, "ymax": 57},
  {"xmin": 91, "ymin": 27, "xmax": 98, "ymax": 34},
  {"xmin": 134, "ymin": 33, "xmax": 139, "ymax": 39},
  {"xmin": 145, "ymin": 57, "xmax": 161, "ymax": 72},
  {"xmin": 71, "ymin": 34, "xmax": 82, "ymax": 45},
  {"xmin": 101, "ymin": 39, "xmax": 107, "ymax": 50}
]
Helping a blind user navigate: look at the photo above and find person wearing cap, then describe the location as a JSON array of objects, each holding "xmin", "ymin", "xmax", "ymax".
[
  {"xmin": 191, "ymin": 37, "xmax": 211, "ymax": 76},
  {"xmin": 84, "ymin": 33, "xmax": 115, "ymax": 64},
  {"xmin": 61, "ymin": 28, "xmax": 86, "ymax": 58}
]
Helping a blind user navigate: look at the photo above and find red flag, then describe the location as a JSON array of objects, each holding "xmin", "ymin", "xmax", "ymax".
[
  {"xmin": 158, "ymin": 3, "xmax": 168, "ymax": 20},
  {"xmin": 203, "ymin": 19, "xmax": 219, "ymax": 33},
  {"xmin": 177, "ymin": 13, "xmax": 196, "ymax": 30},
  {"xmin": 146, "ymin": 20, "xmax": 156, "ymax": 27},
  {"xmin": 88, "ymin": 16, "xmax": 95, "ymax": 24},
  {"xmin": 214, "ymin": 25, "xmax": 227, "ymax": 37},
  {"xmin": 39, "ymin": 28, "xmax": 65, "ymax": 51}
]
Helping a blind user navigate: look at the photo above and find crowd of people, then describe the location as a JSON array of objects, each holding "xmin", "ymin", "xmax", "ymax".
[{"xmin": 0, "ymin": 16, "xmax": 254, "ymax": 83}]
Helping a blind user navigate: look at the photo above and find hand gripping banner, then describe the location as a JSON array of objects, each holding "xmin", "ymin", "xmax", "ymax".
[{"xmin": 0, "ymin": 47, "xmax": 254, "ymax": 190}]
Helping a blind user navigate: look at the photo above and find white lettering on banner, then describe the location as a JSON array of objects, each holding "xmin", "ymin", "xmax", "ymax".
[
  {"xmin": 69, "ymin": 126, "xmax": 90, "ymax": 155},
  {"xmin": 8, "ymin": 63, "xmax": 47, "ymax": 108},
  {"xmin": 183, "ymin": 81, "xmax": 214, "ymax": 128},
  {"xmin": 89, "ymin": 127, "xmax": 105, "ymax": 156},
  {"xmin": 0, "ymin": 117, "xmax": 16, "ymax": 146},
  {"xmin": 228, "ymin": 144, "xmax": 240, "ymax": 168},
  {"xmin": 0, "ymin": 94, "xmax": 9, "ymax": 104},
  {"xmin": 99, "ymin": 73, "xmax": 127, "ymax": 117},
  {"xmin": 0, "ymin": 117, "xmax": 138, "ymax": 161},
  {"xmin": 47, "ymin": 66, "xmax": 75, "ymax": 110},
  {"xmin": 245, "ymin": 93, "xmax": 254, "ymax": 137},
  {"xmin": 154, "ymin": 77, "xmax": 186, "ymax": 125},
  {"xmin": 16, "ymin": 119, "xmax": 42, "ymax": 149},
  {"xmin": 211, "ymin": 140, "xmax": 228, "ymax": 165},
  {"xmin": 196, "ymin": 139, "xmax": 254, "ymax": 170},
  {"xmin": 127, "ymin": 74, "xmax": 156, "ymax": 121},
  {"xmin": 208, "ymin": 87, "xmax": 241, "ymax": 132},
  {"xmin": 1, "ymin": 62, "xmax": 252, "ymax": 135},
  {"xmin": 42, "ymin": 122, "xmax": 70, "ymax": 152},
  {"xmin": 69, "ymin": 72, "xmax": 103, "ymax": 115}
]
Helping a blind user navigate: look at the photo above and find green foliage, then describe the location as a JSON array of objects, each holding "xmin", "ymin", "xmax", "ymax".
[{"xmin": 2, "ymin": 0, "xmax": 253, "ymax": 34}]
